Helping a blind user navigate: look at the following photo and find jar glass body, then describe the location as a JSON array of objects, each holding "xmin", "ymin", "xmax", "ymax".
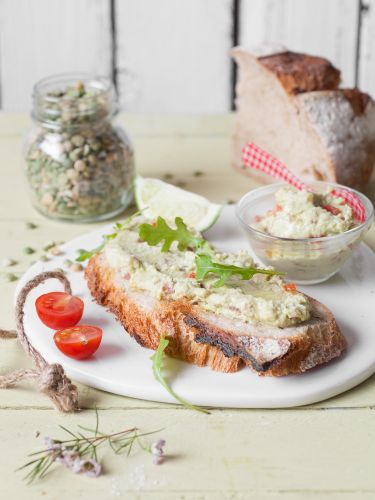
[{"xmin": 24, "ymin": 74, "xmax": 134, "ymax": 222}]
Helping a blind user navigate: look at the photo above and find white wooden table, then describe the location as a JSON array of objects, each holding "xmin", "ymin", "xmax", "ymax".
[{"xmin": 1, "ymin": 113, "xmax": 375, "ymax": 500}]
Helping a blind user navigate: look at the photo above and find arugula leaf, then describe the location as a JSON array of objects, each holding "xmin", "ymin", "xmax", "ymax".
[
  {"xmin": 151, "ymin": 333, "xmax": 210, "ymax": 414},
  {"xmin": 138, "ymin": 216, "xmax": 284, "ymax": 287},
  {"xmin": 139, "ymin": 216, "xmax": 209, "ymax": 253},
  {"xmin": 195, "ymin": 254, "xmax": 285, "ymax": 288}
]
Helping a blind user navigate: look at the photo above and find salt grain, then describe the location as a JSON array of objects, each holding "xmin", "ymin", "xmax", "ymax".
[{"xmin": 129, "ymin": 465, "xmax": 146, "ymax": 491}]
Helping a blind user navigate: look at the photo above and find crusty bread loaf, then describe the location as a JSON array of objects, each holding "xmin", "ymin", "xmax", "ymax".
[
  {"xmin": 232, "ymin": 48, "xmax": 375, "ymax": 191},
  {"xmin": 85, "ymin": 253, "xmax": 346, "ymax": 377}
]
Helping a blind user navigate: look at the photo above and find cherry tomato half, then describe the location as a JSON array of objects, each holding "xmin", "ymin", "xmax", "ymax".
[
  {"xmin": 35, "ymin": 292, "xmax": 84, "ymax": 330},
  {"xmin": 54, "ymin": 325, "xmax": 103, "ymax": 360}
]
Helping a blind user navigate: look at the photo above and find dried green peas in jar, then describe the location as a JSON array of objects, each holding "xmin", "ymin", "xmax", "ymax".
[{"xmin": 24, "ymin": 74, "xmax": 134, "ymax": 222}]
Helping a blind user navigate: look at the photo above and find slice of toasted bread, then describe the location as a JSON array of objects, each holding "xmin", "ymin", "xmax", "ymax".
[{"xmin": 85, "ymin": 253, "xmax": 346, "ymax": 377}]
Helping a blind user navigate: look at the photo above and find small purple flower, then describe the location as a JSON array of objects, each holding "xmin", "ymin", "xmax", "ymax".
[
  {"xmin": 44, "ymin": 437, "xmax": 63, "ymax": 454},
  {"xmin": 56, "ymin": 449, "xmax": 102, "ymax": 477},
  {"xmin": 56, "ymin": 450, "xmax": 81, "ymax": 471},
  {"xmin": 151, "ymin": 439, "xmax": 166, "ymax": 465},
  {"xmin": 75, "ymin": 459, "xmax": 102, "ymax": 477}
]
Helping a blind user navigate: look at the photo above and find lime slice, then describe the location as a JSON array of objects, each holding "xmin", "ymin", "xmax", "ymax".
[{"xmin": 134, "ymin": 176, "xmax": 223, "ymax": 232}]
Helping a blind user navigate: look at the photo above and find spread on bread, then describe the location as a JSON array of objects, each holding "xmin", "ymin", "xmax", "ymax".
[
  {"xmin": 104, "ymin": 217, "xmax": 310, "ymax": 328},
  {"xmin": 255, "ymin": 186, "xmax": 357, "ymax": 238}
]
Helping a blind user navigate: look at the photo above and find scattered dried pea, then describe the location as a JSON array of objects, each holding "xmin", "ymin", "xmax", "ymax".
[
  {"xmin": 70, "ymin": 263, "xmax": 83, "ymax": 272},
  {"xmin": 23, "ymin": 247, "xmax": 36, "ymax": 255},
  {"xmin": 26, "ymin": 221, "xmax": 38, "ymax": 229},
  {"xmin": 49, "ymin": 246, "xmax": 63, "ymax": 256},
  {"xmin": 43, "ymin": 241, "xmax": 57, "ymax": 251},
  {"xmin": 1, "ymin": 257, "xmax": 17, "ymax": 267},
  {"xmin": 5, "ymin": 273, "xmax": 18, "ymax": 282}
]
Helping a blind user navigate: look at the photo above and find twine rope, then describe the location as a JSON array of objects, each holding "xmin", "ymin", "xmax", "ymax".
[{"xmin": 0, "ymin": 270, "xmax": 79, "ymax": 412}]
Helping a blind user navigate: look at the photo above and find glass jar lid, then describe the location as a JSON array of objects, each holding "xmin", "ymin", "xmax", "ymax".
[{"xmin": 32, "ymin": 73, "xmax": 118, "ymax": 129}]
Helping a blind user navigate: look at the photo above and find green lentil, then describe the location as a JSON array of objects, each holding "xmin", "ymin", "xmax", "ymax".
[
  {"xmin": 1, "ymin": 257, "xmax": 17, "ymax": 267},
  {"xmin": 5, "ymin": 273, "xmax": 19, "ymax": 282},
  {"xmin": 43, "ymin": 241, "xmax": 56, "ymax": 251},
  {"xmin": 23, "ymin": 247, "xmax": 36, "ymax": 255}
]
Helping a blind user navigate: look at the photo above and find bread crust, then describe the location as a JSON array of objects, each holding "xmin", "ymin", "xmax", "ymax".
[
  {"xmin": 258, "ymin": 51, "xmax": 340, "ymax": 94},
  {"xmin": 185, "ymin": 298, "xmax": 346, "ymax": 376},
  {"xmin": 85, "ymin": 254, "xmax": 346, "ymax": 377},
  {"xmin": 342, "ymin": 88, "xmax": 371, "ymax": 116}
]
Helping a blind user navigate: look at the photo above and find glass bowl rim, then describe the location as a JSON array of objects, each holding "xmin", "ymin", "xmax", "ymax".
[{"xmin": 235, "ymin": 181, "xmax": 374, "ymax": 244}]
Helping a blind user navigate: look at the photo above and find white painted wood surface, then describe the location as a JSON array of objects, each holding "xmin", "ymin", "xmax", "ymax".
[
  {"xmin": 0, "ymin": 113, "xmax": 375, "ymax": 499},
  {"xmin": 1, "ymin": 0, "xmax": 375, "ymax": 112},
  {"xmin": 239, "ymin": 0, "xmax": 360, "ymax": 87}
]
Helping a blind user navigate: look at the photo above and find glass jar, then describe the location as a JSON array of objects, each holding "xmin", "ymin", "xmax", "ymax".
[{"xmin": 24, "ymin": 73, "xmax": 134, "ymax": 222}]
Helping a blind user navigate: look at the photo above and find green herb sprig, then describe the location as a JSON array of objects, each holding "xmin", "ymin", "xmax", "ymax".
[
  {"xmin": 76, "ymin": 227, "xmax": 120, "ymax": 262},
  {"xmin": 195, "ymin": 254, "xmax": 285, "ymax": 288},
  {"xmin": 18, "ymin": 409, "xmax": 164, "ymax": 483},
  {"xmin": 151, "ymin": 333, "xmax": 210, "ymax": 414}
]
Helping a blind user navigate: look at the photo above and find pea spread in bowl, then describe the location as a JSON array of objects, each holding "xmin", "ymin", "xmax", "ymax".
[
  {"xmin": 255, "ymin": 186, "xmax": 357, "ymax": 239},
  {"xmin": 236, "ymin": 182, "xmax": 373, "ymax": 284}
]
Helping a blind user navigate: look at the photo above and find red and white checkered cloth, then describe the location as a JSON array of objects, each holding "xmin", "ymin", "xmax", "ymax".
[{"xmin": 241, "ymin": 142, "xmax": 366, "ymax": 222}]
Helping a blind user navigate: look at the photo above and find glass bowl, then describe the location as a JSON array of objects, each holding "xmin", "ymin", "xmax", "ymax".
[{"xmin": 235, "ymin": 182, "xmax": 374, "ymax": 284}]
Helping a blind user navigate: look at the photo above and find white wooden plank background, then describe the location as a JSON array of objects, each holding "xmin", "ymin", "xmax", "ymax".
[
  {"xmin": 116, "ymin": 0, "xmax": 233, "ymax": 112},
  {"xmin": 358, "ymin": 1, "xmax": 375, "ymax": 94},
  {"xmin": 0, "ymin": 0, "xmax": 374, "ymax": 112},
  {"xmin": 239, "ymin": 0, "xmax": 360, "ymax": 87},
  {"xmin": 0, "ymin": 0, "xmax": 112, "ymax": 111}
]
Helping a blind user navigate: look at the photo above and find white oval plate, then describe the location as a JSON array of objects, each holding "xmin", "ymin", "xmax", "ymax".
[{"xmin": 16, "ymin": 207, "xmax": 375, "ymax": 408}]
